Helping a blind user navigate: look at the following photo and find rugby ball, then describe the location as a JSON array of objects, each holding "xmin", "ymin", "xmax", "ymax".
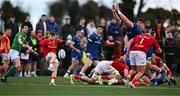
[{"xmin": 58, "ymin": 49, "xmax": 66, "ymax": 59}]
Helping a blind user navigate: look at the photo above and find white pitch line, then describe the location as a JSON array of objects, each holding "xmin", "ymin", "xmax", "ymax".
[{"xmin": 1, "ymin": 82, "xmax": 180, "ymax": 90}]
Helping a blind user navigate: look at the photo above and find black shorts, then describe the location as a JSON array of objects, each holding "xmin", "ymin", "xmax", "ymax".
[
  {"xmin": 21, "ymin": 59, "xmax": 29, "ymax": 64},
  {"xmin": 30, "ymin": 54, "xmax": 39, "ymax": 62}
]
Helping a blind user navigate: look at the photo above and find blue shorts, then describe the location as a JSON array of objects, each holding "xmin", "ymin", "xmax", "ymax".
[
  {"xmin": 87, "ymin": 52, "xmax": 99, "ymax": 60},
  {"xmin": 71, "ymin": 51, "xmax": 83, "ymax": 60}
]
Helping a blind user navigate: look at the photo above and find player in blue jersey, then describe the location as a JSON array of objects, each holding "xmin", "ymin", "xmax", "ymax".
[
  {"xmin": 63, "ymin": 28, "xmax": 84, "ymax": 78},
  {"xmin": 112, "ymin": 4, "xmax": 144, "ymax": 41},
  {"xmin": 79, "ymin": 25, "xmax": 103, "ymax": 75},
  {"xmin": 112, "ymin": 4, "xmax": 145, "ymax": 56}
]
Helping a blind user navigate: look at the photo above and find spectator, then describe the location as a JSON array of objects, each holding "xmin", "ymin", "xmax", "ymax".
[
  {"xmin": 86, "ymin": 19, "xmax": 96, "ymax": 37},
  {"xmin": 23, "ymin": 14, "xmax": 33, "ymax": 33},
  {"xmin": 47, "ymin": 16, "xmax": 59, "ymax": 35},
  {"xmin": 29, "ymin": 31, "xmax": 40, "ymax": 77},
  {"xmin": 104, "ymin": 36, "xmax": 121, "ymax": 60},
  {"xmin": 0, "ymin": 11, "xmax": 5, "ymax": 34},
  {"xmin": 35, "ymin": 14, "xmax": 47, "ymax": 37},
  {"xmin": 61, "ymin": 16, "xmax": 75, "ymax": 40},
  {"xmin": 145, "ymin": 20, "xmax": 153, "ymax": 34},
  {"xmin": 107, "ymin": 18, "xmax": 121, "ymax": 40},
  {"xmin": 6, "ymin": 16, "xmax": 19, "ymax": 45},
  {"xmin": 165, "ymin": 32, "xmax": 176, "ymax": 70},
  {"xmin": 155, "ymin": 20, "xmax": 165, "ymax": 38},
  {"xmin": 76, "ymin": 17, "xmax": 87, "ymax": 37},
  {"xmin": 99, "ymin": 17, "xmax": 108, "ymax": 40}
]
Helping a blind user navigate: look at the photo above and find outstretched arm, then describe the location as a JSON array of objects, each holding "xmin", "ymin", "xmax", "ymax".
[{"xmin": 112, "ymin": 4, "xmax": 133, "ymax": 28}]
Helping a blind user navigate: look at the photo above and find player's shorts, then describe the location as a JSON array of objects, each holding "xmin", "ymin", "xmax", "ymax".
[
  {"xmin": 87, "ymin": 52, "xmax": 99, "ymax": 60},
  {"xmin": 1, "ymin": 53, "xmax": 10, "ymax": 60},
  {"xmin": 130, "ymin": 51, "xmax": 146, "ymax": 66},
  {"xmin": 71, "ymin": 51, "xmax": 83, "ymax": 60},
  {"xmin": 94, "ymin": 61, "xmax": 119, "ymax": 75},
  {"xmin": 21, "ymin": 59, "xmax": 29, "ymax": 64},
  {"xmin": 46, "ymin": 52, "xmax": 59, "ymax": 64},
  {"xmin": 9, "ymin": 49, "xmax": 20, "ymax": 60}
]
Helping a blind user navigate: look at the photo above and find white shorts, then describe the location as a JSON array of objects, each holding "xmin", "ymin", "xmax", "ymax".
[
  {"xmin": 46, "ymin": 52, "xmax": 59, "ymax": 64},
  {"xmin": 130, "ymin": 51, "xmax": 146, "ymax": 66},
  {"xmin": 9, "ymin": 49, "xmax": 20, "ymax": 60},
  {"xmin": 1, "ymin": 53, "xmax": 10, "ymax": 60},
  {"xmin": 94, "ymin": 61, "xmax": 119, "ymax": 75}
]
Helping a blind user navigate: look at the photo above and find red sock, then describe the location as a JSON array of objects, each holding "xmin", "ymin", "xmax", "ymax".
[
  {"xmin": 131, "ymin": 78, "xmax": 138, "ymax": 84},
  {"xmin": 129, "ymin": 71, "xmax": 136, "ymax": 78},
  {"xmin": 51, "ymin": 77, "xmax": 57, "ymax": 80},
  {"xmin": 50, "ymin": 62, "xmax": 55, "ymax": 65},
  {"xmin": 73, "ymin": 75, "xmax": 81, "ymax": 80},
  {"xmin": 167, "ymin": 70, "xmax": 172, "ymax": 77},
  {"xmin": 101, "ymin": 75, "xmax": 110, "ymax": 80}
]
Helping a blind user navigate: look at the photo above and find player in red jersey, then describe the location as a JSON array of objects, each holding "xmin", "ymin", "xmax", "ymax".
[
  {"xmin": 99, "ymin": 56, "xmax": 129, "ymax": 78},
  {"xmin": 40, "ymin": 32, "xmax": 63, "ymax": 86},
  {"xmin": 69, "ymin": 60, "xmax": 122, "ymax": 85},
  {"xmin": 150, "ymin": 54, "xmax": 176, "ymax": 86},
  {"xmin": 98, "ymin": 56, "xmax": 130, "ymax": 85},
  {"xmin": 126, "ymin": 33, "xmax": 162, "ymax": 88},
  {"xmin": 0, "ymin": 28, "xmax": 11, "ymax": 73}
]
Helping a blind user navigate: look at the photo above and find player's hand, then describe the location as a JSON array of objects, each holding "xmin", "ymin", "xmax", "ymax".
[
  {"xmin": 34, "ymin": 52, "xmax": 39, "ymax": 56},
  {"xmin": 112, "ymin": 4, "xmax": 117, "ymax": 13},
  {"xmin": 112, "ymin": 3, "xmax": 120, "ymax": 13},
  {"xmin": 22, "ymin": 44, "xmax": 29, "ymax": 49},
  {"xmin": 76, "ymin": 49, "xmax": 80, "ymax": 53}
]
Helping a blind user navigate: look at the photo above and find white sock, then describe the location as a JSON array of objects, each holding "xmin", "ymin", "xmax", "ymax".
[
  {"xmin": 51, "ymin": 79, "xmax": 55, "ymax": 83},
  {"xmin": 24, "ymin": 72, "xmax": 27, "ymax": 76},
  {"xmin": 28, "ymin": 71, "xmax": 31, "ymax": 75},
  {"xmin": 49, "ymin": 64, "xmax": 53, "ymax": 67},
  {"xmin": 111, "ymin": 79, "xmax": 118, "ymax": 84},
  {"xmin": 19, "ymin": 72, "xmax": 22, "ymax": 76}
]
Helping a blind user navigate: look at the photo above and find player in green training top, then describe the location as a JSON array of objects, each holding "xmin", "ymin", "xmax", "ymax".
[{"xmin": 1, "ymin": 24, "xmax": 38, "ymax": 83}]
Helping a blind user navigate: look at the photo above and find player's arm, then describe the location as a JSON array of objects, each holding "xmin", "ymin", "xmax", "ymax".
[
  {"xmin": 69, "ymin": 41, "xmax": 80, "ymax": 53},
  {"xmin": 152, "ymin": 37, "xmax": 162, "ymax": 54},
  {"xmin": 126, "ymin": 38, "xmax": 134, "ymax": 55},
  {"xmin": 18, "ymin": 38, "xmax": 38, "ymax": 55},
  {"xmin": 2, "ymin": 37, "xmax": 8, "ymax": 53},
  {"xmin": 18, "ymin": 37, "xmax": 29, "ymax": 49},
  {"xmin": 3, "ymin": 42, "xmax": 8, "ymax": 53},
  {"xmin": 112, "ymin": 4, "xmax": 133, "ymax": 28}
]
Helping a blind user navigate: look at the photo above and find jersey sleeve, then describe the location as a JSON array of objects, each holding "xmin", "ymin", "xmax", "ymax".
[
  {"xmin": 57, "ymin": 39, "xmax": 63, "ymax": 45},
  {"xmin": 88, "ymin": 34, "xmax": 94, "ymax": 43},
  {"xmin": 1, "ymin": 36, "xmax": 7, "ymax": 43},
  {"xmin": 152, "ymin": 37, "xmax": 160, "ymax": 50},
  {"xmin": 40, "ymin": 39, "xmax": 47, "ymax": 47}
]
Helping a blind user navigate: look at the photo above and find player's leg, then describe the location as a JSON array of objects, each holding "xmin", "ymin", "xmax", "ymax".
[
  {"xmin": 79, "ymin": 58, "xmax": 93, "ymax": 76},
  {"xmin": 64, "ymin": 59, "xmax": 78, "ymax": 78},
  {"xmin": 124, "ymin": 68, "xmax": 129, "ymax": 79},
  {"xmin": 106, "ymin": 67, "xmax": 122, "ymax": 85},
  {"xmin": 47, "ymin": 52, "xmax": 57, "ymax": 72},
  {"xmin": 70, "ymin": 70, "xmax": 99, "ymax": 85},
  {"xmin": 1, "ymin": 54, "xmax": 10, "ymax": 72},
  {"xmin": 1, "ymin": 49, "xmax": 21, "ymax": 82},
  {"xmin": 49, "ymin": 59, "xmax": 60, "ymax": 86},
  {"xmin": 127, "ymin": 51, "xmax": 137, "ymax": 80},
  {"xmin": 1, "ymin": 58, "xmax": 21, "ymax": 82},
  {"xmin": 129, "ymin": 51, "xmax": 146, "ymax": 88},
  {"xmin": 162, "ymin": 64, "xmax": 176, "ymax": 86},
  {"xmin": 147, "ymin": 64, "xmax": 165, "ymax": 76},
  {"xmin": 31, "ymin": 61, "xmax": 38, "ymax": 77},
  {"xmin": 64, "ymin": 51, "xmax": 79, "ymax": 78}
]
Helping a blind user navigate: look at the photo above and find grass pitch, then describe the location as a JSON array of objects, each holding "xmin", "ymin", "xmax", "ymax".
[{"xmin": 0, "ymin": 76, "xmax": 180, "ymax": 96}]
